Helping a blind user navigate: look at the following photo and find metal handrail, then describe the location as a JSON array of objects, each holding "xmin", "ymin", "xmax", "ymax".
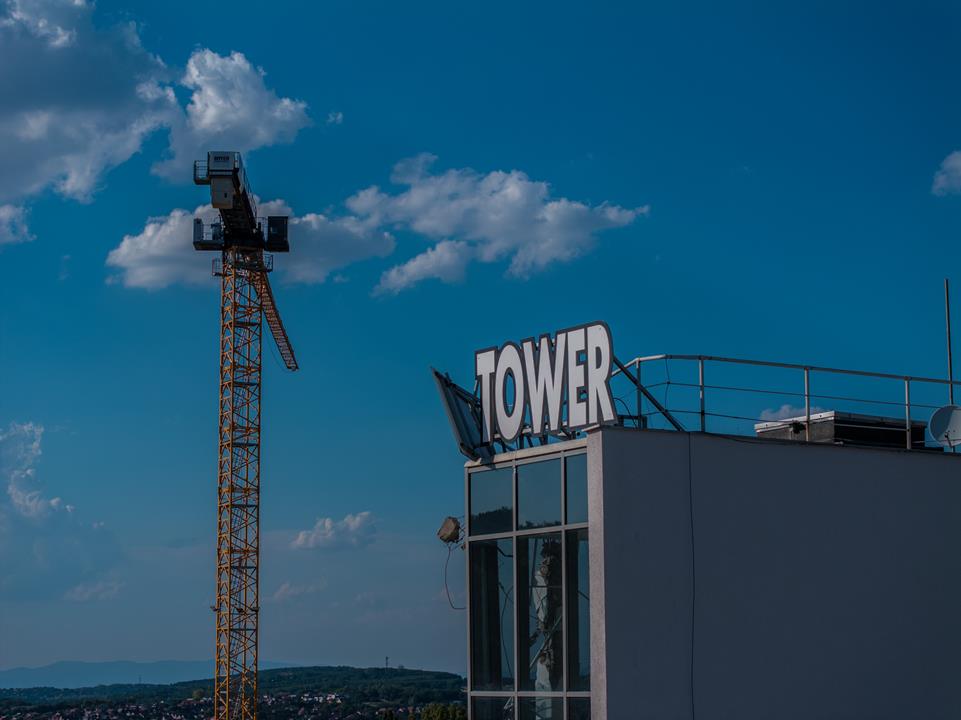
[
  {"xmin": 618, "ymin": 353, "xmax": 961, "ymax": 387},
  {"xmin": 612, "ymin": 353, "xmax": 960, "ymax": 451}
]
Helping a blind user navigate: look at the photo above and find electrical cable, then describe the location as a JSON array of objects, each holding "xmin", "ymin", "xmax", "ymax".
[
  {"xmin": 264, "ymin": 324, "xmax": 291, "ymax": 372},
  {"xmin": 498, "ymin": 580, "xmax": 514, "ymax": 678},
  {"xmin": 444, "ymin": 544, "xmax": 465, "ymax": 611},
  {"xmin": 613, "ymin": 396, "xmax": 641, "ymax": 428}
]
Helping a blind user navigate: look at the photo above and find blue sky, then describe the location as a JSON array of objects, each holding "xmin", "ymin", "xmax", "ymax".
[{"xmin": 1, "ymin": 0, "xmax": 960, "ymax": 674}]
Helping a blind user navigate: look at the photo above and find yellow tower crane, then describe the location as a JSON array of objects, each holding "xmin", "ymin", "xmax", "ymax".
[{"xmin": 192, "ymin": 151, "xmax": 298, "ymax": 720}]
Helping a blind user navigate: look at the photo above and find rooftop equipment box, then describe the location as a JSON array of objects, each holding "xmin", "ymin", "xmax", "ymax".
[{"xmin": 754, "ymin": 410, "xmax": 927, "ymax": 450}]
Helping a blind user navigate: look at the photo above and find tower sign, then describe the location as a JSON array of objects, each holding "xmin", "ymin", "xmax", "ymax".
[{"xmin": 475, "ymin": 322, "xmax": 616, "ymax": 442}]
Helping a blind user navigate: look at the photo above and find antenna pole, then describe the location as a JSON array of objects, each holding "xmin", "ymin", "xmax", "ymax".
[{"xmin": 947, "ymin": 278, "xmax": 955, "ymax": 405}]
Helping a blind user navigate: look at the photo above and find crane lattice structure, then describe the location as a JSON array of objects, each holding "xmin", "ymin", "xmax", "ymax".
[{"xmin": 193, "ymin": 151, "xmax": 298, "ymax": 720}]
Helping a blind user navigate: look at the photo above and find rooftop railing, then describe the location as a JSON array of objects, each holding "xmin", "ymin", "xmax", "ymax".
[{"xmin": 609, "ymin": 354, "xmax": 961, "ymax": 452}]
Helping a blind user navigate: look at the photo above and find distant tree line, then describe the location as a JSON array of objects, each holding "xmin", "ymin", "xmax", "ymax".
[{"xmin": 0, "ymin": 665, "xmax": 466, "ymax": 711}]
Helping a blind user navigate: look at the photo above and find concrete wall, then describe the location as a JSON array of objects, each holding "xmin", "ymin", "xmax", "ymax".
[{"xmin": 588, "ymin": 427, "xmax": 961, "ymax": 720}]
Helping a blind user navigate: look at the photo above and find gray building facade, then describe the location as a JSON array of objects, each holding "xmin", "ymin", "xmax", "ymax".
[{"xmin": 464, "ymin": 426, "xmax": 961, "ymax": 720}]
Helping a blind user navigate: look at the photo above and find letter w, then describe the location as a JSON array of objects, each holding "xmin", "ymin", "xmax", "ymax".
[{"xmin": 523, "ymin": 333, "xmax": 567, "ymax": 435}]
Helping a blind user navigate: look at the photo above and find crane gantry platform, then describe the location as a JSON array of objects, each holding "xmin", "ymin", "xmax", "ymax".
[{"xmin": 193, "ymin": 151, "xmax": 298, "ymax": 720}]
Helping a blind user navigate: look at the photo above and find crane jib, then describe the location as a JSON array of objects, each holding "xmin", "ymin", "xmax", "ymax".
[{"xmin": 251, "ymin": 270, "xmax": 298, "ymax": 371}]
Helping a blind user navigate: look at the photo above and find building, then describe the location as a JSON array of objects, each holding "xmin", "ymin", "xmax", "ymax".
[{"xmin": 438, "ymin": 332, "xmax": 961, "ymax": 720}]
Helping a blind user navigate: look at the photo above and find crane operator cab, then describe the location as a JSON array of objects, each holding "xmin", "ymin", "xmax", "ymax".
[
  {"xmin": 207, "ymin": 151, "xmax": 241, "ymax": 210},
  {"xmin": 192, "ymin": 150, "xmax": 289, "ymax": 253}
]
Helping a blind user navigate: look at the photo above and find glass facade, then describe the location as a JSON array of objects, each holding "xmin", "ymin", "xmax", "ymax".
[
  {"xmin": 518, "ymin": 533, "xmax": 564, "ymax": 691},
  {"xmin": 518, "ymin": 697, "xmax": 564, "ymax": 719},
  {"xmin": 518, "ymin": 459, "xmax": 562, "ymax": 529},
  {"xmin": 471, "ymin": 466, "xmax": 514, "ymax": 535},
  {"xmin": 472, "ymin": 697, "xmax": 515, "ymax": 720},
  {"xmin": 470, "ymin": 539, "xmax": 515, "ymax": 691},
  {"xmin": 567, "ymin": 698, "xmax": 591, "ymax": 720},
  {"xmin": 565, "ymin": 529, "xmax": 590, "ymax": 691},
  {"xmin": 564, "ymin": 455, "xmax": 588, "ymax": 524},
  {"xmin": 467, "ymin": 449, "xmax": 590, "ymax": 719}
]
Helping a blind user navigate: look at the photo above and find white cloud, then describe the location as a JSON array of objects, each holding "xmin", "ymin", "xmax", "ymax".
[
  {"xmin": 2, "ymin": 0, "xmax": 88, "ymax": 48},
  {"xmin": 270, "ymin": 580, "xmax": 325, "ymax": 603},
  {"xmin": 0, "ymin": 205, "xmax": 32, "ymax": 245},
  {"xmin": 65, "ymin": 578, "xmax": 124, "ymax": 602},
  {"xmin": 277, "ymin": 210, "xmax": 394, "ymax": 285},
  {"xmin": 374, "ymin": 240, "xmax": 471, "ymax": 295},
  {"xmin": 0, "ymin": 421, "xmax": 122, "ymax": 599},
  {"xmin": 105, "ymin": 204, "xmax": 217, "ymax": 289},
  {"xmin": 154, "ymin": 50, "xmax": 310, "ymax": 179},
  {"xmin": 0, "ymin": 1, "xmax": 178, "ymax": 204},
  {"xmin": 759, "ymin": 404, "xmax": 826, "ymax": 422},
  {"xmin": 58, "ymin": 253, "xmax": 71, "ymax": 280},
  {"xmin": 291, "ymin": 511, "xmax": 376, "ymax": 550},
  {"xmin": 351, "ymin": 154, "xmax": 647, "ymax": 291},
  {"xmin": 106, "ymin": 199, "xmax": 393, "ymax": 289},
  {"xmin": 326, "ymin": 110, "xmax": 343, "ymax": 125},
  {"xmin": 1, "ymin": 421, "xmax": 47, "ymax": 518},
  {"xmin": 0, "ymin": 2, "xmax": 309, "ymax": 214},
  {"xmin": 110, "ymin": 154, "xmax": 645, "ymax": 293},
  {"xmin": 933, "ymin": 151, "xmax": 961, "ymax": 196}
]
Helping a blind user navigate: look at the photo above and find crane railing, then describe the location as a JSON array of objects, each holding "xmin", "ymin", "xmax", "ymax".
[{"xmin": 212, "ymin": 254, "xmax": 273, "ymax": 276}]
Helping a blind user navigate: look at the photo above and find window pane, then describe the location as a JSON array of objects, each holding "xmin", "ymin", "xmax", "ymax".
[
  {"xmin": 518, "ymin": 459, "xmax": 561, "ymax": 529},
  {"xmin": 565, "ymin": 454, "xmax": 588, "ymax": 524},
  {"xmin": 517, "ymin": 533, "xmax": 563, "ymax": 691},
  {"xmin": 470, "ymin": 539, "xmax": 515, "ymax": 690},
  {"xmin": 472, "ymin": 696, "xmax": 515, "ymax": 720},
  {"xmin": 518, "ymin": 697, "xmax": 563, "ymax": 719},
  {"xmin": 568, "ymin": 698, "xmax": 591, "ymax": 719},
  {"xmin": 471, "ymin": 467, "xmax": 513, "ymax": 535},
  {"xmin": 566, "ymin": 528, "xmax": 590, "ymax": 690}
]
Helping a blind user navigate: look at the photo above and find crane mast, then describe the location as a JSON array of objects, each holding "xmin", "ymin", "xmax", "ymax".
[{"xmin": 193, "ymin": 151, "xmax": 297, "ymax": 720}]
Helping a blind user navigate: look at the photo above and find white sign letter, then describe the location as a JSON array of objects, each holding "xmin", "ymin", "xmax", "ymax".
[
  {"xmin": 475, "ymin": 349, "xmax": 497, "ymax": 442},
  {"xmin": 523, "ymin": 333, "xmax": 567, "ymax": 435},
  {"xmin": 566, "ymin": 328, "xmax": 587, "ymax": 428},
  {"xmin": 494, "ymin": 343, "xmax": 526, "ymax": 442},
  {"xmin": 586, "ymin": 322, "xmax": 615, "ymax": 424}
]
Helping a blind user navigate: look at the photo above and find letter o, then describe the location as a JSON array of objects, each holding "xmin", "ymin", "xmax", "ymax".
[{"xmin": 495, "ymin": 342, "xmax": 526, "ymax": 442}]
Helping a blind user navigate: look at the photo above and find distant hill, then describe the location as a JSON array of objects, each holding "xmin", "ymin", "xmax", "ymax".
[
  {"xmin": 0, "ymin": 660, "xmax": 292, "ymax": 689},
  {"xmin": 0, "ymin": 665, "xmax": 465, "ymax": 708}
]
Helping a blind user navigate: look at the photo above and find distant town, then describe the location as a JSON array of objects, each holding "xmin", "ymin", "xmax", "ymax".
[
  {"xmin": 0, "ymin": 695, "xmax": 465, "ymax": 720},
  {"xmin": 0, "ymin": 667, "xmax": 465, "ymax": 720}
]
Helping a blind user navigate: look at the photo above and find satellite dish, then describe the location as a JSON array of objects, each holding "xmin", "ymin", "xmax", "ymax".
[{"xmin": 929, "ymin": 404, "xmax": 961, "ymax": 447}]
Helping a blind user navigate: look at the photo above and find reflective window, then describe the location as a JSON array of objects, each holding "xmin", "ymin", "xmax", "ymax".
[
  {"xmin": 472, "ymin": 696, "xmax": 515, "ymax": 720},
  {"xmin": 568, "ymin": 698, "xmax": 591, "ymax": 719},
  {"xmin": 517, "ymin": 533, "xmax": 564, "ymax": 691},
  {"xmin": 470, "ymin": 539, "xmax": 515, "ymax": 691},
  {"xmin": 471, "ymin": 467, "xmax": 513, "ymax": 535},
  {"xmin": 565, "ymin": 454, "xmax": 588, "ymax": 524},
  {"xmin": 566, "ymin": 528, "xmax": 590, "ymax": 690},
  {"xmin": 518, "ymin": 697, "xmax": 563, "ymax": 719},
  {"xmin": 518, "ymin": 459, "xmax": 561, "ymax": 529}
]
